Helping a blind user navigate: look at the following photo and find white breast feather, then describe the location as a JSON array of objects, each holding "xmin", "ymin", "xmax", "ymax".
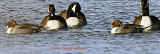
[
  {"xmin": 140, "ymin": 16, "xmax": 152, "ymax": 27},
  {"xmin": 6, "ymin": 28, "xmax": 12, "ymax": 34},
  {"xmin": 140, "ymin": 16, "xmax": 152, "ymax": 32},
  {"xmin": 46, "ymin": 20, "xmax": 60, "ymax": 30},
  {"xmin": 111, "ymin": 27, "xmax": 119, "ymax": 34},
  {"xmin": 66, "ymin": 17, "xmax": 80, "ymax": 27}
]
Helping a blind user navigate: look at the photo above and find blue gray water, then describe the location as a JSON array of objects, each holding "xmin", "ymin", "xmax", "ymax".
[{"xmin": 0, "ymin": 0, "xmax": 160, "ymax": 54}]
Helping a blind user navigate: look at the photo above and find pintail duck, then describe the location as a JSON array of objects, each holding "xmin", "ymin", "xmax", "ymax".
[
  {"xmin": 111, "ymin": 20, "xmax": 145, "ymax": 34},
  {"xmin": 7, "ymin": 20, "xmax": 42, "ymax": 34}
]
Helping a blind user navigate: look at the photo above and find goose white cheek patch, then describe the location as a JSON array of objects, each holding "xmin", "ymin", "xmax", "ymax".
[
  {"xmin": 48, "ymin": 8, "xmax": 50, "ymax": 13},
  {"xmin": 140, "ymin": 1, "xmax": 149, "ymax": 8},
  {"xmin": 145, "ymin": 2, "xmax": 149, "ymax": 8},
  {"xmin": 72, "ymin": 4, "xmax": 76, "ymax": 13}
]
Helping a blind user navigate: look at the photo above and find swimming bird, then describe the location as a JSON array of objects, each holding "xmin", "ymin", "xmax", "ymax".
[
  {"xmin": 60, "ymin": 2, "xmax": 87, "ymax": 27},
  {"xmin": 40, "ymin": 4, "xmax": 68, "ymax": 30},
  {"xmin": 111, "ymin": 20, "xmax": 145, "ymax": 34},
  {"xmin": 133, "ymin": 0, "xmax": 160, "ymax": 32},
  {"xmin": 7, "ymin": 20, "xmax": 42, "ymax": 34}
]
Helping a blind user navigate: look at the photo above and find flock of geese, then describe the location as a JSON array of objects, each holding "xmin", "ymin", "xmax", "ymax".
[
  {"xmin": 111, "ymin": 0, "xmax": 160, "ymax": 34},
  {"xmin": 6, "ymin": 0, "xmax": 160, "ymax": 34}
]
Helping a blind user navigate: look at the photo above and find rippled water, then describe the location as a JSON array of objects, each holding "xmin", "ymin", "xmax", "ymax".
[{"xmin": 1, "ymin": 0, "xmax": 160, "ymax": 54}]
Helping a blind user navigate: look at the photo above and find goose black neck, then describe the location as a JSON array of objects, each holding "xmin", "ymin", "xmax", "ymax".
[
  {"xmin": 141, "ymin": 0, "xmax": 150, "ymax": 16},
  {"xmin": 49, "ymin": 14, "xmax": 57, "ymax": 20},
  {"xmin": 49, "ymin": 13, "xmax": 55, "ymax": 16},
  {"xmin": 142, "ymin": 8, "xmax": 150, "ymax": 16},
  {"xmin": 67, "ymin": 10, "xmax": 77, "ymax": 18}
]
